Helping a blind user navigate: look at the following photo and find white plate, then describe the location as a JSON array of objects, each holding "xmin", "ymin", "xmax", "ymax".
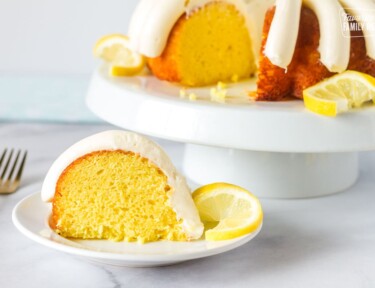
[{"xmin": 12, "ymin": 191, "xmax": 262, "ymax": 267}]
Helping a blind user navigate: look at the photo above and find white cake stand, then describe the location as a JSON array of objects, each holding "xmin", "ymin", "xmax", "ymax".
[{"xmin": 87, "ymin": 67, "xmax": 375, "ymax": 198}]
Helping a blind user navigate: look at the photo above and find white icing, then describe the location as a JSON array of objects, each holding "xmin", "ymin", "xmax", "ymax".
[
  {"xmin": 128, "ymin": 0, "xmax": 275, "ymax": 61},
  {"xmin": 128, "ymin": 0, "xmax": 185, "ymax": 58},
  {"xmin": 264, "ymin": 0, "xmax": 302, "ymax": 70},
  {"xmin": 41, "ymin": 130, "xmax": 203, "ymax": 240},
  {"xmin": 265, "ymin": 0, "xmax": 374, "ymax": 72},
  {"xmin": 339, "ymin": 0, "xmax": 375, "ymax": 60},
  {"xmin": 129, "ymin": 0, "xmax": 375, "ymax": 75},
  {"xmin": 246, "ymin": 0, "xmax": 276, "ymax": 64},
  {"xmin": 304, "ymin": 0, "xmax": 350, "ymax": 73}
]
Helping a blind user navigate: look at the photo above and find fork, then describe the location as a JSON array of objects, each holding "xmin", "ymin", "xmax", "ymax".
[{"xmin": 0, "ymin": 149, "xmax": 27, "ymax": 194}]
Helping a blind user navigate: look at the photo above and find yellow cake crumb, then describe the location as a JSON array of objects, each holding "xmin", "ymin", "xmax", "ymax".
[
  {"xmin": 148, "ymin": 2, "xmax": 256, "ymax": 86},
  {"xmin": 188, "ymin": 93, "xmax": 198, "ymax": 101},
  {"xmin": 210, "ymin": 81, "xmax": 229, "ymax": 103},
  {"xmin": 179, "ymin": 88, "xmax": 187, "ymax": 98},
  {"xmin": 217, "ymin": 81, "xmax": 227, "ymax": 90},
  {"xmin": 52, "ymin": 150, "xmax": 188, "ymax": 243},
  {"xmin": 210, "ymin": 88, "xmax": 227, "ymax": 103}
]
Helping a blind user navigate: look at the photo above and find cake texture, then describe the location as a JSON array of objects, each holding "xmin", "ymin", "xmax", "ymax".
[
  {"xmin": 128, "ymin": 0, "xmax": 274, "ymax": 87},
  {"xmin": 41, "ymin": 131, "xmax": 203, "ymax": 243},
  {"xmin": 127, "ymin": 0, "xmax": 375, "ymax": 100},
  {"xmin": 147, "ymin": 2, "xmax": 256, "ymax": 86},
  {"xmin": 256, "ymin": 0, "xmax": 375, "ymax": 100},
  {"xmin": 257, "ymin": 5, "xmax": 333, "ymax": 100}
]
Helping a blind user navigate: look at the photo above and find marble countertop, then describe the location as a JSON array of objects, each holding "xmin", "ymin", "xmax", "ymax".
[{"xmin": 1, "ymin": 122, "xmax": 375, "ymax": 288}]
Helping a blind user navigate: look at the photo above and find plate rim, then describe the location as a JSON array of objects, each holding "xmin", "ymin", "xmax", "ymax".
[{"xmin": 12, "ymin": 191, "xmax": 262, "ymax": 263}]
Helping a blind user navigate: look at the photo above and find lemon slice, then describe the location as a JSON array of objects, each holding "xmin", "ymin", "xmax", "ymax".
[
  {"xmin": 93, "ymin": 34, "xmax": 145, "ymax": 76},
  {"xmin": 303, "ymin": 70, "xmax": 375, "ymax": 116},
  {"xmin": 192, "ymin": 183, "xmax": 263, "ymax": 241}
]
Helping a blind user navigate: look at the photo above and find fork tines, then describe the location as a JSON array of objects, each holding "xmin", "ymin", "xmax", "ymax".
[{"xmin": 0, "ymin": 149, "xmax": 27, "ymax": 193}]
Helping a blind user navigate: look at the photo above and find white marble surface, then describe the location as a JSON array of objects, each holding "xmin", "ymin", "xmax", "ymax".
[{"xmin": 1, "ymin": 122, "xmax": 375, "ymax": 288}]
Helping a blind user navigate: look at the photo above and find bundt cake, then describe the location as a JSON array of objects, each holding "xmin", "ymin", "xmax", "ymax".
[
  {"xmin": 257, "ymin": 0, "xmax": 375, "ymax": 101},
  {"xmin": 41, "ymin": 130, "xmax": 203, "ymax": 243},
  {"xmin": 128, "ymin": 0, "xmax": 273, "ymax": 86}
]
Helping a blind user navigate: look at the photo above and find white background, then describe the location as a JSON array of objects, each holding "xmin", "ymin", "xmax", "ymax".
[
  {"xmin": 0, "ymin": 0, "xmax": 138, "ymax": 75},
  {"xmin": 0, "ymin": 0, "xmax": 139, "ymax": 121}
]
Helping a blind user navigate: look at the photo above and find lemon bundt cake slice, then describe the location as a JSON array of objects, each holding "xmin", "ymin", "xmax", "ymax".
[
  {"xmin": 41, "ymin": 131, "xmax": 203, "ymax": 243},
  {"xmin": 128, "ymin": 0, "xmax": 272, "ymax": 86}
]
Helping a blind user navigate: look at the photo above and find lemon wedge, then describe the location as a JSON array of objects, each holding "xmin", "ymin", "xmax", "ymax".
[
  {"xmin": 192, "ymin": 183, "xmax": 263, "ymax": 241},
  {"xmin": 303, "ymin": 70, "xmax": 375, "ymax": 116},
  {"xmin": 93, "ymin": 34, "xmax": 145, "ymax": 76}
]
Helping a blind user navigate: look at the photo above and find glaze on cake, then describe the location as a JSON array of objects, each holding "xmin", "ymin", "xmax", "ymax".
[{"xmin": 41, "ymin": 130, "xmax": 204, "ymax": 243}]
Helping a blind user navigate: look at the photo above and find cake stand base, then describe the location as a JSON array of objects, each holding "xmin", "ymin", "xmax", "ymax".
[{"xmin": 183, "ymin": 145, "xmax": 359, "ymax": 199}]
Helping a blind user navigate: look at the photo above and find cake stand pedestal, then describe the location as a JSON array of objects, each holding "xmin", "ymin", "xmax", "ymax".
[
  {"xmin": 86, "ymin": 67, "xmax": 375, "ymax": 198},
  {"xmin": 183, "ymin": 145, "xmax": 358, "ymax": 198}
]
